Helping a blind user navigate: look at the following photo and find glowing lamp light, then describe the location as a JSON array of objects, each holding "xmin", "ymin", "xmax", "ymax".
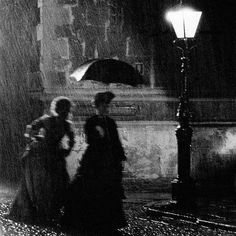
[{"xmin": 166, "ymin": 7, "xmax": 202, "ymax": 38}]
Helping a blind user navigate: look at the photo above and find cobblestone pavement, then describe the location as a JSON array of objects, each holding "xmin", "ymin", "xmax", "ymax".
[{"xmin": 0, "ymin": 193, "xmax": 235, "ymax": 235}]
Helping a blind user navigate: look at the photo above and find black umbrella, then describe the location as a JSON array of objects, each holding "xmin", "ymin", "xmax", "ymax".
[{"xmin": 69, "ymin": 59, "xmax": 145, "ymax": 87}]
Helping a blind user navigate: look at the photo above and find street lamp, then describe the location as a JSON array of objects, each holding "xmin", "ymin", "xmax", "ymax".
[{"xmin": 166, "ymin": 3, "xmax": 202, "ymax": 207}]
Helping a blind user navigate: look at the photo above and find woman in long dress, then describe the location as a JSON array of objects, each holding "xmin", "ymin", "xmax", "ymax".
[
  {"xmin": 8, "ymin": 96, "xmax": 75, "ymax": 226},
  {"xmin": 62, "ymin": 91, "xmax": 127, "ymax": 235}
]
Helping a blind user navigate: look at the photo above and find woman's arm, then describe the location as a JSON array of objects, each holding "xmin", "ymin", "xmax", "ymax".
[
  {"xmin": 66, "ymin": 122, "xmax": 75, "ymax": 152},
  {"xmin": 24, "ymin": 115, "xmax": 48, "ymax": 141},
  {"xmin": 111, "ymin": 119, "xmax": 127, "ymax": 161}
]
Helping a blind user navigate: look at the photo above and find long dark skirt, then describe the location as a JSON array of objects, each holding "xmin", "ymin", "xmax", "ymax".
[
  {"xmin": 61, "ymin": 176, "xmax": 127, "ymax": 234},
  {"xmin": 8, "ymin": 148, "xmax": 68, "ymax": 226}
]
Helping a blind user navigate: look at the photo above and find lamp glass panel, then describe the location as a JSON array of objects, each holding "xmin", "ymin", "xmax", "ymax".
[
  {"xmin": 166, "ymin": 11, "xmax": 185, "ymax": 38},
  {"xmin": 184, "ymin": 11, "xmax": 202, "ymax": 38},
  {"xmin": 166, "ymin": 8, "xmax": 202, "ymax": 38}
]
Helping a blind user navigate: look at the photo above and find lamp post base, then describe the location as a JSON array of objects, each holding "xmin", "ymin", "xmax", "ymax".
[{"xmin": 171, "ymin": 178, "xmax": 196, "ymax": 209}]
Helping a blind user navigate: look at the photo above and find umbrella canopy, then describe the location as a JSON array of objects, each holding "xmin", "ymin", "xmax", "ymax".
[{"xmin": 69, "ymin": 59, "xmax": 145, "ymax": 86}]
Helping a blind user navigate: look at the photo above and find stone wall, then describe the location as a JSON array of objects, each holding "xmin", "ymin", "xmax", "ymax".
[
  {"xmin": 35, "ymin": 0, "xmax": 236, "ymax": 190},
  {"xmin": 40, "ymin": 85, "xmax": 236, "ymax": 190},
  {"xmin": 36, "ymin": 0, "xmax": 236, "ymax": 97},
  {"xmin": 42, "ymin": 85, "xmax": 178, "ymax": 180},
  {"xmin": 66, "ymin": 120, "xmax": 178, "ymax": 181},
  {"xmin": 191, "ymin": 127, "xmax": 236, "ymax": 187},
  {"xmin": 37, "ymin": 0, "xmax": 157, "ymax": 89}
]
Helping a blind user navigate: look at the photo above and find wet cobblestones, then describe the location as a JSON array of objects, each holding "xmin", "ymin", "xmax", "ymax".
[{"xmin": 1, "ymin": 199, "xmax": 235, "ymax": 235}]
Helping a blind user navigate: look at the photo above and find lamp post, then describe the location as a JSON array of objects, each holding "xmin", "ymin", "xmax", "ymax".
[{"xmin": 166, "ymin": 3, "xmax": 202, "ymax": 207}]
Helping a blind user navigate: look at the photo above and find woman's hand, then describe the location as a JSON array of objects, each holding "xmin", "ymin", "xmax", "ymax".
[{"xmin": 95, "ymin": 125, "xmax": 104, "ymax": 137}]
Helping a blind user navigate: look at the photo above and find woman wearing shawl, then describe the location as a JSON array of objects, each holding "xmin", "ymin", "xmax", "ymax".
[{"xmin": 8, "ymin": 96, "xmax": 75, "ymax": 226}]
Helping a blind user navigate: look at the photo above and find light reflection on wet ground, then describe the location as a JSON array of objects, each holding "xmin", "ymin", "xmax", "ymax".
[{"xmin": 0, "ymin": 185, "xmax": 235, "ymax": 235}]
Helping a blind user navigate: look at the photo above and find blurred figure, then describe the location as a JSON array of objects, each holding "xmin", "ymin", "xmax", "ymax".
[
  {"xmin": 8, "ymin": 96, "xmax": 75, "ymax": 226},
  {"xmin": 62, "ymin": 91, "xmax": 127, "ymax": 235}
]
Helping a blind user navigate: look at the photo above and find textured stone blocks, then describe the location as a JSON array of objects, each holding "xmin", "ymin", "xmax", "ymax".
[
  {"xmin": 55, "ymin": 24, "xmax": 72, "ymax": 38},
  {"xmin": 57, "ymin": 0, "xmax": 77, "ymax": 5}
]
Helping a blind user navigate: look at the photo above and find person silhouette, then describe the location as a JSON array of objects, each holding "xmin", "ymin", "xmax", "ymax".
[
  {"xmin": 61, "ymin": 91, "xmax": 127, "ymax": 235},
  {"xmin": 8, "ymin": 96, "xmax": 75, "ymax": 226}
]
